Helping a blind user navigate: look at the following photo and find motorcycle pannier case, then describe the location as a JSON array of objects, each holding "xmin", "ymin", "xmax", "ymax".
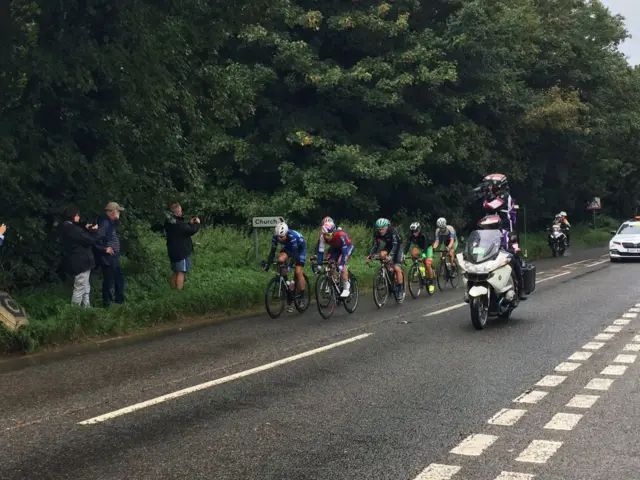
[{"xmin": 522, "ymin": 263, "xmax": 536, "ymax": 294}]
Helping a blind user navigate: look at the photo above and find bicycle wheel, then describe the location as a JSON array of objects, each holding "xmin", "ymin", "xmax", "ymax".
[
  {"xmin": 408, "ymin": 263, "xmax": 422, "ymax": 299},
  {"xmin": 449, "ymin": 259, "xmax": 460, "ymax": 288},
  {"xmin": 294, "ymin": 274, "xmax": 311, "ymax": 313},
  {"xmin": 265, "ymin": 277, "xmax": 286, "ymax": 318},
  {"xmin": 343, "ymin": 273, "xmax": 359, "ymax": 314},
  {"xmin": 315, "ymin": 274, "xmax": 337, "ymax": 319},
  {"xmin": 373, "ymin": 269, "xmax": 389, "ymax": 309},
  {"xmin": 436, "ymin": 259, "xmax": 447, "ymax": 292}
]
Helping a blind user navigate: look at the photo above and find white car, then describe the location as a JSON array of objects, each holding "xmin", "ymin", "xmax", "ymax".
[{"xmin": 609, "ymin": 218, "xmax": 640, "ymax": 261}]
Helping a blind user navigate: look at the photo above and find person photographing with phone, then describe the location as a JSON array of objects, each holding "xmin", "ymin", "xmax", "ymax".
[{"xmin": 165, "ymin": 203, "xmax": 201, "ymax": 290}]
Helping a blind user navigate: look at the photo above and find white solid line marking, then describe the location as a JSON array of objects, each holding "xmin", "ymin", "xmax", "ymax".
[
  {"xmin": 536, "ymin": 375, "xmax": 566, "ymax": 387},
  {"xmin": 555, "ymin": 362, "xmax": 581, "ymax": 372},
  {"xmin": 514, "ymin": 390, "xmax": 548, "ymax": 404},
  {"xmin": 566, "ymin": 394, "xmax": 599, "ymax": 409},
  {"xmin": 568, "ymin": 351, "xmax": 593, "ymax": 361},
  {"xmin": 414, "ymin": 464, "xmax": 461, "ymax": 480},
  {"xmin": 450, "ymin": 433, "xmax": 498, "ymax": 456},
  {"xmin": 544, "ymin": 412, "xmax": 583, "ymax": 431},
  {"xmin": 562, "ymin": 260, "xmax": 590, "ymax": 267},
  {"xmin": 585, "ymin": 378, "xmax": 615, "ymax": 391},
  {"xmin": 583, "ymin": 342, "xmax": 605, "ymax": 350},
  {"xmin": 487, "ymin": 408, "xmax": 527, "ymax": 426},
  {"xmin": 423, "ymin": 303, "xmax": 465, "ymax": 317},
  {"xmin": 516, "ymin": 440, "xmax": 563, "ymax": 464},
  {"xmin": 586, "ymin": 260, "xmax": 608, "ymax": 267},
  {"xmin": 78, "ymin": 333, "xmax": 373, "ymax": 425},
  {"xmin": 613, "ymin": 354, "xmax": 637, "ymax": 364},
  {"xmin": 493, "ymin": 473, "xmax": 535, "ymax": 480},
  {"xmin": 623, "ymin": 343, "xmax": 640, "ymax": 352},
  {"xmin": 623, "ymin": 312, "xmax": 637, "ymax": 319},
  {"xmin": 614, "ymin": 319, "xmax": 631, "ymax": 325},
  {"xmin": 594, "ymin": 333, "xmax": 614, "ymax": 341},
  {"xmin": 600, "ymin": 365, "xmax": 628, "ymax": 376},
  {"xmin": 536, "ymin": 271, "xmax": 571, "ymax": 283},
  {"xmin": 604, "ymin": 325, "xmax": 623, "ymax": 333}
]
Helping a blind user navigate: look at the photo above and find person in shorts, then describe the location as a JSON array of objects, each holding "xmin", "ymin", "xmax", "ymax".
[{"xmin": 165, "ymin": 203, "xmax": 201, "ymax": 290}]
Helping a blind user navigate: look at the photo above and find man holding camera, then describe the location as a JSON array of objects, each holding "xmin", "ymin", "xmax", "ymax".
[{"xmin": 165, "ymin": 203, "xmax": 201, "ymax": 290}]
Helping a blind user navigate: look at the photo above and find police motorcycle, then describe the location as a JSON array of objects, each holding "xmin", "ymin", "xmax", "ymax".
[{"xmin": 547, "ymin": 222, "xmax": 567, "ymax": 257}]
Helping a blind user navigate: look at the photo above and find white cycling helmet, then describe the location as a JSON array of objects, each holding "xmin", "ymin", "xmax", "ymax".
[
  {"xmin": 274, "ymin": 222, "xmax": 289, "ymax": 237},
  {"xmin": 436, "ymin": 217, "xmax": 447, "ymax": 228},
  {"xmin": 410, "ymin": 222, "xmax": 421, "ymax": 231},
  {"xmin": 560, "ymin": 211, "xmax": 567, "ymax": 217}
]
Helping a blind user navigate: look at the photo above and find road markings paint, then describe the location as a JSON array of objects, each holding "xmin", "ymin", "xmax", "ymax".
[
  {"xmin": 487, "ymin": 408, "xmax": 527, "ymax": 426},
  {"xmin": 423, "ymin": 304, "xmax": 465, "ymax": 317},
  {"xmin": 562, "ymin": 260, "xmax": 590, "ymax": 267},
  {"xmin": 536, "ymin": 271, "xmax": 571, "ymax": 283},
  {"xmin": 629, "ymin": 308, "xmax": 640, "ymax": 313},
  {"xmin": 544, "ymin": 412, "xmax": 583, "ymax": 431},
  {"xmin": 622, "ymin": 312, "xmax": 637, "ymax": 319},
  {"xmin": 623, "ymin": 343, "xmax": 640, "ymax": 352},
  {"xmin": 78, "ymin": 333, "xmax": 373, "ymax": 425},
  {"xmin": 554, "ymin": 362, "xmax": 581, "ymax": 372},
  {"xmin": 582, "ymin": 342, "xmax": 605, "ymax": 350},
  {"xmin": 594, "ymin": 333, "xmax": 614, "ymax": 341},
  {"xmin": 585, "ymin": 378, "xmax": 615, "ymax": 391},
  {"xmin": 613, "ymin": 319, "xmax": 631, "ymax": 325},
  {"xmin": 493, "ymin": 473, "xmax": 535, "ymax": 480},
  {"xmin": 516, "ymin": 440, "xmax": 563, "ymax": 464},
  {"xmin": 450, "ymin": 434, "xmax": 498, "ymax": 456},
  {"xmin": 414, "ymin": 464, "xmax": 461, "ymax": 480},
  {"xmin": 566, "ymin": 394, "xmax": 599, "ymax": 409},
  {"xmin": 586, "ymin": 260, "xmax": 608, "ymax": 267},
  {"xmin": 568, "ymin": 351, "xmax": 592, "ymax": 361},
  {"xmin": 604, "ymin": 326, "xmax": 623, "ymax": 333},
  {"xmin": 535, "ymin": 375, "xmax": 566, "ymax": 387},
  {"xmin": 514, "ymin": 390, "xmax": 548, "ymax": 404},
  {"xmin": 600, "ymin": 365, "xmax": 628, "ymax": 376},
  {"xmin": 633, "ymin": 335, "xmax": 640, "ymax": 342},
  {"xmin": 613, "ymin": 354, "xmax": 637, "ymax": 364}
]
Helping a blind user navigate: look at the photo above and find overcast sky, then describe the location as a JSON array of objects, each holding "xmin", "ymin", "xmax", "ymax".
[{"xmin": 602, "ymin": 0, "xmax": 639, "ymax": 65}]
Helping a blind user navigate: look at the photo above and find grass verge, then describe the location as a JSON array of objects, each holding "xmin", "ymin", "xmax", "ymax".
[{"xmin": 0, "ymin": 221, "xmax": 613, "ymax": 354}]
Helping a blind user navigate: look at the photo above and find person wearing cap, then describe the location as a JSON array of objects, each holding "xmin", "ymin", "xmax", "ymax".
[
  {"xmin": 59, "ymin": 206, "xmax": 99, "ymax": 307},
  {"xmin": 0, "ymin": 223, "xmax": 6, "ymax": 246},
  {"xmin": 165, "ymin": 203, "xmax": 200, "ymax": 290},
  {"xmin": 95, "ymin": 201, "xmax": 126, "ymax": 307}
]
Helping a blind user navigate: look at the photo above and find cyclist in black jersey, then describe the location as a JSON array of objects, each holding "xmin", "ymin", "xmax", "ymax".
[
  {"xmin": 365, "ymin": 218, "xmax": 404, "ymax": 294},
  {"xmin": 404, "ymin": 222, "xmax": 435, "ymax": 293}
]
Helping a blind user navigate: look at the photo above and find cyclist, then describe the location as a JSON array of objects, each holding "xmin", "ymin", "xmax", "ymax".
[
  {"xmin": 314, "ymin": 221, "xmax": 354, "ymax": 298},
  {"xmin": 321, "ymin": 216, "xmax": 342, "ymax": 231},
  {"xmin": 365, "ymin": 218, "xmax": 404, "ymax": 295},
  {"xmin": 432, "ymin": 217, "xmax": 458, "ymax": 274},
  {"xmin": 555, "ymin": 211, "xmax": 571, "ymax": 246},
  {"xmin": 404, "ymin": 222, "xmax": 435, "ymax": 294},
  {"xmin": 264, "ymin": 222, "xmax": 306, "ymax": 311}
]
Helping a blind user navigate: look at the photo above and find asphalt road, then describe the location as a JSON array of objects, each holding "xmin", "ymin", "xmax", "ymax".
[{"xmin": 1, "ymin": 247, "xmax": 639, "ymax": 480}]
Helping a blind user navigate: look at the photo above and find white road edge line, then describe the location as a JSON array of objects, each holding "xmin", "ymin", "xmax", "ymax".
[
  {"xmin": 535, "ymin": 271, "xmax": 571, "ymax": 283},
  {"xmin": 78, "ymin": 333, "xmax": 373, "ymax": 425},
  {"xmin": 585, "ymin": 260, "xmax": 608, "ymax": 267}
]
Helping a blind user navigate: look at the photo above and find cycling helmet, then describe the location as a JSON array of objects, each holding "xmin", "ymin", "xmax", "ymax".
[
  {"xmin": 436, "ymin": 217, "xmax": 447, "ymax": 229},
  {"xmin": 410, "ymin": 222, "xmax": 421, "ymax": 232},
  {"xmin": 559, "ymin": 211, "xmax": 567, "ymax": 217},
  {"xmin": 321, "ymin": 221, "xmax": 336, "ymax": 235},
  {"xmin": 274, "ymin": 222, "xmax": 289, "ymax": 237},
  {"xmin": 321, "ymin": 216, "xmax": 334, "ymax": 225},
  {"xmin": 375, "ymin": 218, "xmax": 390, "ymax": 229}
]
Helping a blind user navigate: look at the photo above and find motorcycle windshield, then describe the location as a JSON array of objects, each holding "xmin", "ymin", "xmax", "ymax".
[{"xmin": 465, "ymin": 230, "xmax": 502, "ymax": 263}]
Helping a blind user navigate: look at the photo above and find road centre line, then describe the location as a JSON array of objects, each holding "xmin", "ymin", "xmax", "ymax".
[
  {"xmin": 586, "ymin": 259, "xmax": 608, "ymax": 267},
  {"xmin": 78, "ymin": 333, "xmax": 372, "ymax": 425}
]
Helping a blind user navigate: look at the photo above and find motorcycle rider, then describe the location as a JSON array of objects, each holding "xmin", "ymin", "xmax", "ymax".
[
  {"xmin": 477, "ymin": 173, "xmax": 527, "ymax": 301},
  {"xmin": 555, "ymin": 211, "xmax": 571, "ymax": 246}
]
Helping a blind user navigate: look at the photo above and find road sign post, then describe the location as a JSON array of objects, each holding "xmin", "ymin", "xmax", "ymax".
[
  {"xmin": 586, "ymin": 197, "xmax": 601, "ymax": 229},
  {"xmin": 252, "ymin": 216, "xmax": 285, "ymax": 262}
]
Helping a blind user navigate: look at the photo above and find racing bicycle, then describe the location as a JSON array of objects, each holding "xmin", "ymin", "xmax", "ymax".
[
  {"xmin": 262, "ymin": 261, "xmax": 311, "ymax": 318},
  {"xmin": 311, "ymin": 259, "xmax": 359, "ymax": 319}
]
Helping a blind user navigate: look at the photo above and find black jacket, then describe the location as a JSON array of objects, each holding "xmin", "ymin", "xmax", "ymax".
[
  {"xmin": 59, "ymin": 221, "xmax": 99, "ymax": 275},
  {"xmin": 165, "ymin": 216, "xmax": 201, "ymax": 262}
]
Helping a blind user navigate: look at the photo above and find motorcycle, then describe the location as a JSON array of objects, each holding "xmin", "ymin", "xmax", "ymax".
[{"xmin": 547, "ymin": 224, "xmax": 567, "ymax": 257}]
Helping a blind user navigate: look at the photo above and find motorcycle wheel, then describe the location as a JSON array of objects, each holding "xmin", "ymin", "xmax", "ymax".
[{"xmin": 470, "ymin": 297, "xmax": 488, "ymax": 330}]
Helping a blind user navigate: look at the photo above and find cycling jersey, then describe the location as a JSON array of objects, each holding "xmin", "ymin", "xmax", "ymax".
[
  {"xmin": 404, "ymin": 231, "xmax": 430, "ymax": 251},
  {"xmin": 434, "ymin": 225, "xmax": 456, "ymax": 242},
  {"xmin": 369, "ymin": 227, "xmax": 403, "ymax": 265},
  {"xmin": 267, "ymin": 230, "xmax": 307, "ymax": 266},
  {"xmin": 316, "ymin": 230, "xmax": 353, "ymax": 267}
]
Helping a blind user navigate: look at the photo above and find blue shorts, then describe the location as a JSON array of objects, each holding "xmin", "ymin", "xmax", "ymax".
[
  {"xmin": 327, "ymin": 245, "xmax": 354, "ymax": 264},
  {"xmin": 281, "ymin": 246, "xmax": 307, "ymax": 266},
  {"xmin": 171, "ymin": 257, "xmax": 191, "ymax": 273}
]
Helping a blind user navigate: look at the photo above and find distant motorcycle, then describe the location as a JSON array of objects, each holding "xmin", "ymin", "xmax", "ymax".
[{"xmin": 547, "ymin": 223, "xmax": 567, "ymax": 257}]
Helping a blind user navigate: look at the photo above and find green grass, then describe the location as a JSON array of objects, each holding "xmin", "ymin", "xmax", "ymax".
[{"xmin": 0, "ymin": 220, "xmax": 614, "ymax": 354}]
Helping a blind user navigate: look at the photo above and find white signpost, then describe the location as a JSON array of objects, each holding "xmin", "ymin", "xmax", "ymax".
[{"xmin": 252, "ymin": 216, "xmax": 285, "ymax": 261}]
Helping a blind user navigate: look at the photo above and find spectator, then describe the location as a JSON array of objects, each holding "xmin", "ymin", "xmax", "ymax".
[
  {"xmin": 59, "ymin": 207, "xmax": 98, "ymax": 307},
  {"xmin": 0, "ymin": 223, "xmax": 6, "ymax": 246},
  {"xmin": 95, "ymin": 202, "xmax": 126, "ymax": 307},
  {"xmin": 165, "ymin": 203, "xmax": 200, "ymax": 290}
]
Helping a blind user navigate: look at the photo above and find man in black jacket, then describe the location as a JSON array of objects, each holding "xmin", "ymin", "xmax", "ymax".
[
  {"xmin": 59, "ymin": 206, "xmax": 99, "ymax": 307},
  {"xmin": 165, "ymin": 203, "xmax": 201, "ymax": 290}
]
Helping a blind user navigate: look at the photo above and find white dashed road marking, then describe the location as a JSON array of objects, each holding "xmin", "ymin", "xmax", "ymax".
[
  {"xmin": 554, "ymin": 362, "xmax": 581, "ymax": 372},
  {"xmin": 623, "ymin": 343, "xmax": 640, "ymax": 352},
  {"xmin": 494, "ymin": 472, "xmax": 535, "ymax": 480},
  {"xmin": 516, "ymin": 440, "xmax": 563, "ymax": 464},
  {"xmin": 535, "ymin": 375, "xmax": 566, "ymax": 387},
  {"xmin": 514, "ymin": 390, "xmax": 548, "ymax": 404},
  {"xmin": 633, "ymin": 335, "xmax": 640, "ymax": 342},
  {"xmin": 582, "ymin": 342, "xmax": 605, "ymax": 350},
  {"xmin": 413, "ymin": 463, "xmax": 461, "ymax": 480},
  {"xmin": 585, "ymin": 378, "xmax": 615, "ymax": 391},
  {"xmin": 487, "ymin": 408, "xmax": 527, "ymax": 426},
  {"xmin": 600, "ymin": 365, "xmax": 628, "ymax": 376},
  {"xmin": 613, "ymin": 318, "xmax": 631, "ymax": 325},
  {"xmin": 568, "ymin": 351, "xmax": 592, "ymax": 361},
  {"xmin": 450, "ymin": 434, "xmax": 498, "ymax": 456},
  {"xmin": 623, "ymin": 312, "xmax": 637, "ymax": 318},
  {"xmin": 544, "ymin": 412, "xmax": 583, "ymax": 431},
  {"xmin": 594, "ymin": 333, "xmax": 614, "ymax": 340},
  {"xmin": 566, "ymin": 394, "xmax": 599, "ymax": 409},
  {"xmin": 613, "ymin": 354, "xmax": 636, "ymax": 364},
  {"xmin": 604, "ymin": 325, "xmax": 623, "ymax": 333}
]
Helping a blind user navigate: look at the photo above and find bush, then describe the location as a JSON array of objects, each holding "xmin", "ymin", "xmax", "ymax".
[{"xmin": 0, "ymin": 220, "xmax": 612, "ymax": 353}]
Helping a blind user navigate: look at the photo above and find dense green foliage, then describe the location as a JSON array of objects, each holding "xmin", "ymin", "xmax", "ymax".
[{"xmin": 1, "ymin": 0, "xmax": 638, "ymax": 289}]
